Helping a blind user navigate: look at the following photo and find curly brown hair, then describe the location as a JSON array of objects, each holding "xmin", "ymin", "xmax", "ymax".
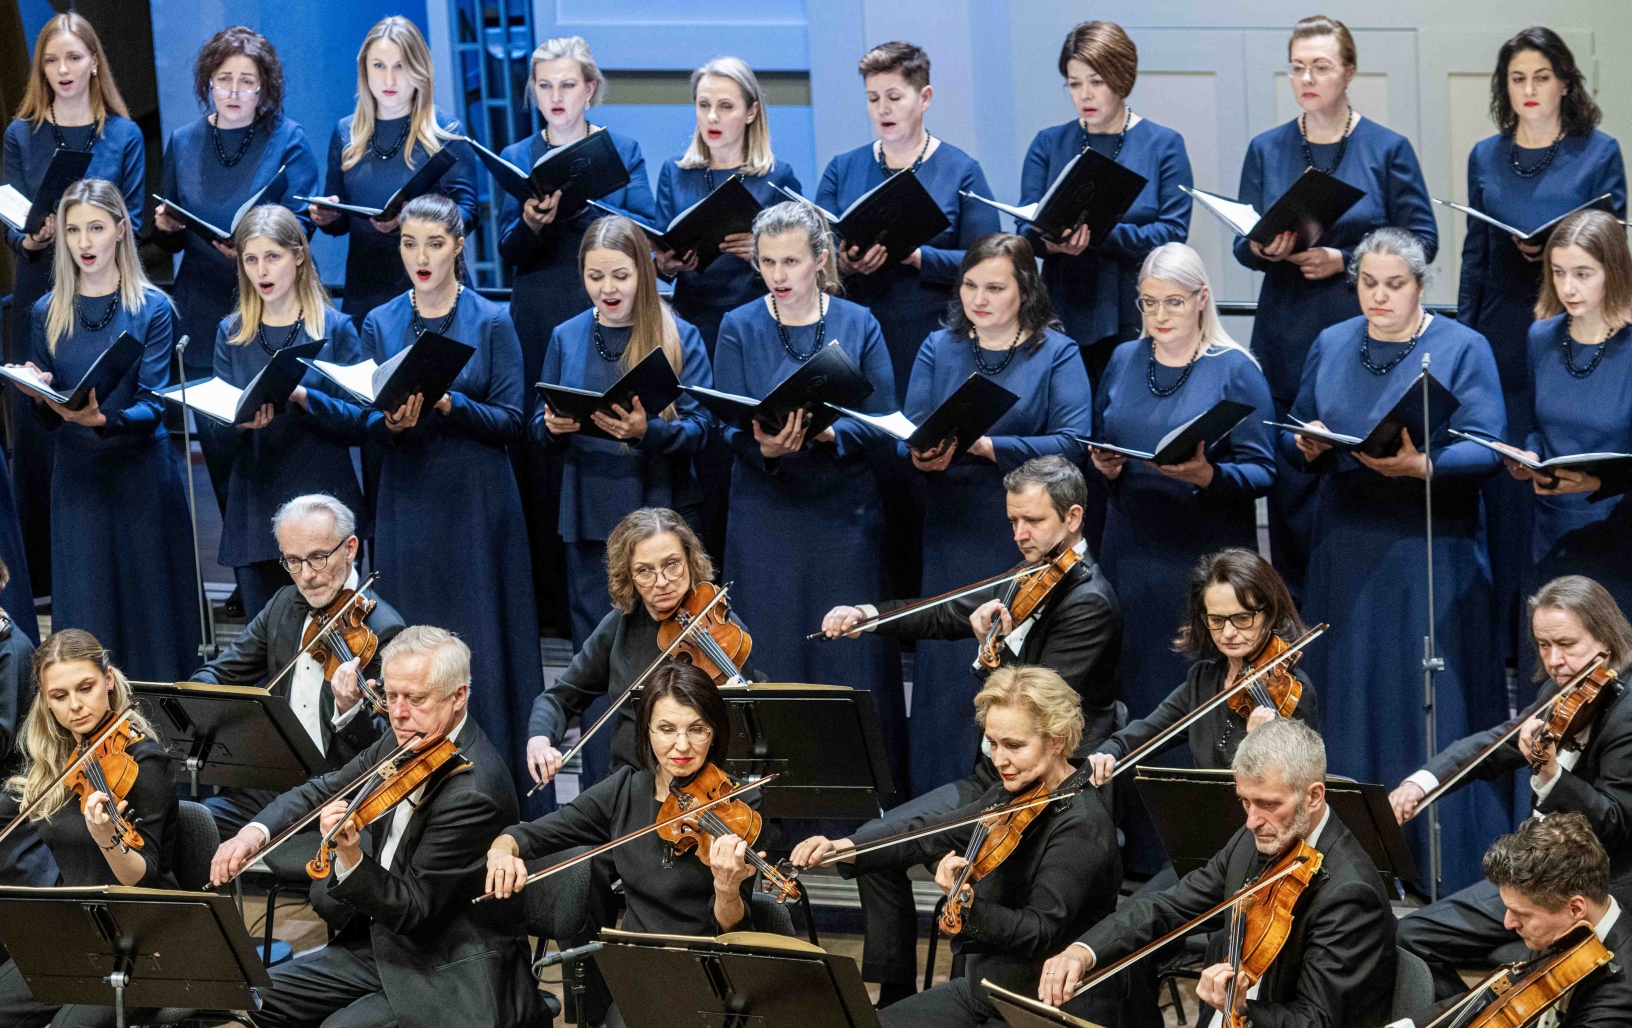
[
  {"xmin": 604, "ymin": 508, "xmax": 714, "ymax": 614},
  {"xmin": 1490, "ymin": 27, "xmax": 1600, "ymax": 138},
  {"xmin": 193, "ymin": 26, "xmax": 285, "ymax": 122},
  {"xmin": 1484, "ymin": 813, "xmax": 1610, "ymax": 908}
]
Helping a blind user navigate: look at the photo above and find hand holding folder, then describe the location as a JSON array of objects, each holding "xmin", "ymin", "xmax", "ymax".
[
  {"xmin": 1270, "ymin": 370, "xmax": 1460, "ymax": 464},
  {"xmin": 0, "ymin": 332, "xmax": 144, "ymax": 413},
  {"xmin": 297, "ymin": 148, "xmax": 458, "ymax": 222},
  {"xmin": 153, "ymin": 165, "xmax": 291, "ymax": 245},
  {"xmin": 300, "ymin": 331, "xmax": 476, "ymax": 413},
  {"xmin": 831, "ymin": 373, "xmax": 1020, "ymax": 457},
  {"xmin": 684, "ymin": 341, "xmax": 873, "ymax": 440},
  {"xmin": 538, "ymin": 348, "xmax": 683, "ymax": 442},
  {"xmin": 1081, "ymin": 399, "xmax": 1256, "ymax": 466},
  {"xmin": 0, "ymin": 148, "xmax": 94, "ymax": 236},
  {"xmin": 157, "ymin": 340, "xmax": 326, "ymax": 426}
]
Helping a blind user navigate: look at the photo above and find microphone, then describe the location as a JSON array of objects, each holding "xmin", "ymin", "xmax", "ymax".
[
  {"xmin": 174, "ymin": 334, "xmax": 190, "ymax": 358},
  {"xmin": 534, "ymin": 941, "xmax": 602, "ymax": 969}
]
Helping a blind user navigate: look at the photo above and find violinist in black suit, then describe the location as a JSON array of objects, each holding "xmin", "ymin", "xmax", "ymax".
[
  {"xmin": 208, "ymin": 626, "xmax": 545, "ymax": 1028},
  {"xmin": 1392, "ymin": 575, "xmax": 1632, "ymax": 998},
  {"xmin": 1039, "ymin": 718, "xmax": 1396, "ymax": 1028},
  {"xmin": 820, "ymin": 455, "xmax": 1121, "ymax": 1006},
  {"xmin": 191, "ymin": 494, "xmax": 404, "ymax": 839}
]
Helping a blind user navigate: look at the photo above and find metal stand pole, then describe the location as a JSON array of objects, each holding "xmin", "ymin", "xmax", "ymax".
[
  {"xmin": 1420, "ymin": 352, "xmax": 1445, "ymax": 901},
  {"xmin": 174, "ymin": 337, "xmax": 217, "ymax": 659}
]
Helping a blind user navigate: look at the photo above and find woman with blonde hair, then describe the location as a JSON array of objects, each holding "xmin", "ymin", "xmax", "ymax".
[
  {"xmin": 1088, "ymin": 241, "xmax": 1276, "ymax": 736},
  {"xmin": 0, "ymin": 629, "xmax": 178, "ymax": 1023},
  {"xmin": 307, "ymin": 16, "xmax": 478, "ymax": 320},
  {"xmin": 3, "ymin": 12, "xmax": 145, "ymax": 626},
  {"xmin": 213, "ymin": 204, "xmax": 366, "ymax": 612},
  {"xmin": 532, "ymin": 216, "xmax": 711, "ymax": 647},
  {"xmin": 2, "ymin": 179, "xmax": 200, "ymax": 680}
]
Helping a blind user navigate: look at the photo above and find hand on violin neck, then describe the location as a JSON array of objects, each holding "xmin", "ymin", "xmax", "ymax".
[
  {"xmin": 1195, "ymin": 962, "xmax": 1251, "ymax": 1014},
  {"xmin": 1518, "ymin": 716, "xmax": 1561, "ymax": 781},
  {"xmin": 330, "ymin": 657, "xmax": 365, "ymax": 717},
  {"xmin": 1245, "ymin": 706, "xmax": 1277, "ymax": 732},
  {"xmin": 80, "ymin": 790, "xmax": 120, "ymax": 847},
  {"xmin": 318, "ymin": 798, "xmax": 364, "ymax": 873},
  {"xmin": 933, "ymin": 851, "xmax": 970, "ymax": 896},
  {"xmin": 970, "ymin": 599, "xmax": 1013, "ymax": 640}
]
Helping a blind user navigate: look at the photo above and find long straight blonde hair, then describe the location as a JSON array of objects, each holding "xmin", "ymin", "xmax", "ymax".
[
  {"xmin": 229, "ymin": 205, "xmax": 332, "ymax": 344},
  {"xmin": 579, "ymin": 216, "xmax": 683, "ymax": 415},
  {"xmin": 1136, "ymin": 242, "xmax": 1256, "ymax": 364},
  {"xmin": 45, "ymin": 179, "xmax": 158, "ymax": 352},
  {"xmin": 15, "ymin": 13, "xmax": 128, "ymax": 132},
  {"xmin": 341, "ymin": 17, "xmax": 454, "ymax": 171},
  {"xmin": 6, "ymin": 629, "xmax": 154, "ymax": 821},
  {"xmin": 677, "ymin": 57, "xmax": 775, "ymax": 176}
]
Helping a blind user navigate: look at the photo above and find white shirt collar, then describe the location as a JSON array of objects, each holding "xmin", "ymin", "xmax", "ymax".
[
  {"xmin": 1305, "ymin": 803, "xmax": 1332, "ymax": 849},
  {"xmin": 1595, "ymin": 895, "xmax": 1622, "ymax": 943}
]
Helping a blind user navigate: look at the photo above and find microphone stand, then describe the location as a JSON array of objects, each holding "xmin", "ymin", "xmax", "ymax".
[
  {"xmin": 174, "ymin": 336, "xmax": 216, "ymax": 659},
  {"xmin": 1419, "ymin": 351, "xmax": 1444, "ymax": 901}
]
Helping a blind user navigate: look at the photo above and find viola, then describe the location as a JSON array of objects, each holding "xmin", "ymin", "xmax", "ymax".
[
  {"xmin": 1225, "ymin": 634, "xmax": 1305, "ymax": 721},
  {"xmin": 978, "ymin": 545, "xmax": 1082, "ymax": 669},
  {"xmin": 1425, "ymin": 922, "xmax": 1612, "ymax": 1028},
  {"xmin": 302, "ymin": 582, "xmax": 384, "ymax": 713},
  {"xmin": 1222, "ymin": 837, "xmax": 1325, "ymax": 1026},
  {"xmin": 938, "ymin": 777, "xmax": 1060, "ymax": 936},
  {"xmin": 1529, "ymin": 664, "xmax": 1619, "ymax": 774},
  {"xmin": 306, "ymin": 734, "xmax": 465, "ymax": 879},
  {"xmin": 65, "ymin": 710, "xmax": 147, "ymax": 854},
  {"xmin": 655, "ymin": 762, "xmax": 801, "ymax": 903},
  {"xmin": 657, "ymin": 583, "xmax": 752, "ymax": 687}
]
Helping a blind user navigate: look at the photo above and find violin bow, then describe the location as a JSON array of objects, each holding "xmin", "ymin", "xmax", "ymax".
[
  {"xmin": 262, "ymin": 571, "xmax": 381, "ymax": 696},
  {"xmin": 1069, "ymin": 855, "xmax": 1315, "ymax": 999},
  {"xmin": 0, "ymin": 708, "xmax": 135, "ymax": 847},
  {"xmin": 1408, "ymin": 654, "xmax": 1608, "ymax": 821},
  {"xmin": 805, "ymin": 564, "xmax": 1048, "ymax": 642},
  {"xmin": 480, "ymin": 772, "xmax": 779, "ymax": 902},
  {"xmin": 527, "ymin": 585, "xmax": 735, "ymax": 798},
  {"xmin": 810, "ymin": 785, "xmax": 1081, "ymax": 868},
  {"xmin": 1108, "ymin": 624, "xmax": 1329, "ymax": 780}
]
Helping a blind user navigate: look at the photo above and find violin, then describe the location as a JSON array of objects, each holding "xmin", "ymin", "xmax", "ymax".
[
  {"xmin": 302, "ymin": 580, "xmax": 384, "ymax": 713},
  {"xmin": 1222, "ymin": 837, "xmax": 1325, "ymax": 1026},
  {"xmin": 656, "ymin": 583, "xmax": 752, "ymax": 687},
  {"xmin": 306, "ymin": 734, "xmax": 465, "ymax": 879},
  {"xmin": 1225, "ymin": 634, "xmax": 1304, "ymax": 722},
  {"xmin": 939, "ymin": 777, "xmax": 1059, "ymax": 936},
  {"xmin": 978, "ymin": 545, "xmax": 1082, "ymax": 669},
  {"xmin": 1529, "ymin": 664, "xmax": 1619, "ymax": 774},
  {"xmin": 65, "ymin": 710, "xmax": 147, "ymax": 854},
  {"xmin": 655, "ymin": 762, "xmax": 801, "ymax": 903},
  {"xmin": 1426, "ymin": 922, "xmax": 1612, "ymax": 1028}
]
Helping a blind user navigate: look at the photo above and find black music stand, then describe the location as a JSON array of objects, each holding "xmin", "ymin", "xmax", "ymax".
[
  {"xmin": 592, "ymin": 928, "xmax": 881, "ymax": 1028},
  {"xmin": 0, "ymin": 885, "xmax": 271, "ymax": 1028},
  {"xmin": 131, "ymin": 680, "xmax": 326, "ymax": 798},
  {"xmin": 1134, "ymin": 766, "xmax": 1419, "ymax": 895},
  {"xmin": 717, "ymin": 684, "xmax": 896, "ymax": 820},
  {"xmin": 984, "ymin": 980, "xmax": 1107, "ymax": 1028}
]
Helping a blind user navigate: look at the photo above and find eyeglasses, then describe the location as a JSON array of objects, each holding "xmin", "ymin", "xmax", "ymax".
[
  {"xmin": 279, "ymin": 541, "xmax": 345, "ymax": 573},
  {"xmin": 1135, "ymin": 295, "xmax": 1196, "ymax": 314},
  {"xmin": 1206, "ymin": 609, "xmax": 1264, "ymax": 631},
  {"xmin": 632, "ymin": 558, "xmax": 686, "ymax": 588},
  {"xmin": 212, "ymin": 78, "xmax": 262, "ymax": 99},
  {"xmin": 649, "ymin": 724, "xmax": 714, "ymax": 745},
  {"xmin": 1288, "ymin": 61, "xmax": 1343, "ymax": 80}
]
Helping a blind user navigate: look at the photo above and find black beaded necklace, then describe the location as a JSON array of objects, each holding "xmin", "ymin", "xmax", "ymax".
[
  {"xmin": 1507, "ymin": 131, "xmax": 1563, "ymax": 179},
  {"xmin": 1080, "ymin": 105, "xmax": 1133, "ymax": 162},
  {"xmin": 75, "ymin": 290, "xmax": 119, "ymax": 332},
  {"xmin": 770, "ymin": 294, "xmax": 826, "ymax": 362},
  {"xmin": 1146, "ymin": 338, "xmax": 1202, "ymax": 397},
  {"xmin": 1299, "ymin": 104, "xmax": 1353, "ymax": 174},
  {"xmin": 875, "ymin": 131, "xmax": 931, "ymax": 177},
  {"xmin": 409, "ymin": 283, "xmax": 460, "ymax": 339},
  {"xmin": 542, "ymin": 122, "xmax": 594, "ymax": 150},
  {"xmin": 256, "ymin": 307, "xmax": 306, "ymax": 356},
  {"xmin": 370, "ymin": 117, "xmax": 413, "ymax": 161},
  {"xmin": 702, "ymin": 165, "xmax": 739, "ymax": 193},
  {"xmin": 211, "ymin": 117, "xmax": 257, "ymax": 167},
  {"xmin": 971, "ymin": 325, "xmax": 1023, "ymax": 375},
  {"xmin": 1562, "ymin": 315, "xmax": 1614, "ymax": 378},
  {"xmin": 47, "ymin": 101, "xmax": 96, "ymax": 153},
  {"xmin": 1359, "ymin": 309, "xmax": 1428, "ymax": 375},
  {"xmin": 591, "ymin": 309, "xmax": 628, "ymax": 362}
]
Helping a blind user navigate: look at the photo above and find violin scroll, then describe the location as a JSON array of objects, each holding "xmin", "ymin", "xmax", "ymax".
[
  {"xmin": 66, "ymin": 712, "xmax": 147, "ymax": 854},
  {"xmin": 1528, "ymin": 664, "xmax": 1617, "ymax": 774}
]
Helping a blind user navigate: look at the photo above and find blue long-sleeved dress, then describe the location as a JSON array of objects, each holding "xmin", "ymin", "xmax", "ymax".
[
  {"xmin": 3, "ymin": 114, "xmax": 144, "ymax": 627},
  {"xmin": 713, "ymin": 295, "xmax": 906, "ymax": 785},
  {"xmin": 306, "ymin": 289, "xmax": 540, "ymax": 790},
  {"xmin": 316, "ymin": 113, "xmax": 479, "ymax": 321},
  {"xmin": 1521, "ymin": 315, "xmax": 1632, "ymax": 615},
  {"xmin": 28, "ymin": 288, "xmax": 200, "ymax": 679},
  {"xmin": 902, "ymin": 327, "xmax": 1092, "ymax": 794},
  {"xmin": 1283, "ymin": 314, "xmax": 1507, "ymax": 891},
  {"xmin": 531, "ymin": 309, "xmax": 711, "ymax": 647},
  {"xmin": 1019, "ymin": 118, "xmax": 1192, "ymax": 377},
  {"xmin": 1091, "ymin": 340, "xmax": 1276, "ymax": 720},
  {"xmin": 212, "ymin": 306, "xmax": 366, "ymax": 613},
  {"xmin": 1236, "ymin": 116, "xmax": 1437, "ymax": 596},
  {"xmin": 817, "ymin": 142, "xmax": 1002, "ymax": 404},
  {"xmin": 1457, "ymin": 130, "xmax": 1626, "ymax": 658}
]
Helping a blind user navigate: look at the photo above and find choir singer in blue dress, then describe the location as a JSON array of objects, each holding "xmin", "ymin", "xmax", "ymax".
[
  {"xmin": 3, "ymin": 13, "xmax": 144, "ymax": 622},
  {"xmin": 1020, "ymin": 20, "xmax": 1192, "ymax": 387},
  {"xmin": 214, "ymin": 205, "xmax": 365, "ymax": 615},
  {"xmin": 306, "ymin": 16, "xmax": 478, "ymax": 322},
  {"xmin": 1088, "ymin": 243, "xmax": 1275, "ymax": 726},
  {"xmin": 534, "ymin": 216, "xmax": 711, "ymax": 649},
  {"xmin": 712, "ymin": 200, "xmax": 904, "ymax": 767},
  {"xmin": 6, "ymin": 180, "xmax": 199, "ymax": 680},
  {"xmin": 1458, "ymin": 27, "xmax": 1625, "ymax": 658},
  {"xmin": 1236, "ymin": 15, "xmax": 1436, "ymax": 596},
  {"xmin": 1284, "ymin": 227, "xmax": 1507, "ymax": 890},
  {"xmin": 900, "ymin": 233, "xmax": 1091, "ymax": 795}
]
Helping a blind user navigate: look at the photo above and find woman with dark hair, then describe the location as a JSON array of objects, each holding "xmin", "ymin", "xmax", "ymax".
[
  {"xmin": 153, "ymin": 26, "xmax": 322, "ymax": 533},
  {"xmin": 1020, "ymin": 20, "xmax": 1192, "ymax": 386},
  {"xmin": 1457, "ymin": 27, "xmax": 1625, "ymax": 660},
  {"xmin": 901, "ymin": 233, "xmax": 1091, "ymax": 795}
]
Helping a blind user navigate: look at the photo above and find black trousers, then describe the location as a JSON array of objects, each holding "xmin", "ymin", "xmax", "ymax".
[
  {"xmin": 250, "ymin": 935, "xmax": 398, "ymax": 1028},
  {"xmin": 1396, "ymin": 879, "xmax": 1530, "ymax": 1001},
  {"xmin": 878, "ymin": 974, "xmax": 1123, "ymax": 1028},
  {"xmin": 0, "ymin": 957, "xmax": 150, "ymax": 1028}
]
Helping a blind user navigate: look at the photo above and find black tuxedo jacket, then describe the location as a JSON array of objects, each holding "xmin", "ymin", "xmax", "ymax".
[
  {"xmin": 1079, "ymin": 812, "xmax": 1396, "ymax": 1028},
  {"xmin": 1561, "ymin": 909, "xmax": 1632, "ymax": 1028},
  {"xmin": 256, "ymin": 719, "xmax": 544, "ymax": 1028},
  {"xmin": 192, "ymin": 583, "xmax": 405, "ymax": 769}
]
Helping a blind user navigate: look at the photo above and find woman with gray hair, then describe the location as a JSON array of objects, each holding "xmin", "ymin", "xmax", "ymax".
[{"xmin": 1282, "ymin": 224, "xmax": 1509, "ymax": 891}]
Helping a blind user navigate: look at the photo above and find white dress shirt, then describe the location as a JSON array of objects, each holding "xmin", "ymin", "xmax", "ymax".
[
  {"xmin": 335, "ymin": 714, "xmax": 469, "ymax": 881},
  {"xmin": 291, "ymin": 568, "xmax": 365, "ymax": 754}
]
